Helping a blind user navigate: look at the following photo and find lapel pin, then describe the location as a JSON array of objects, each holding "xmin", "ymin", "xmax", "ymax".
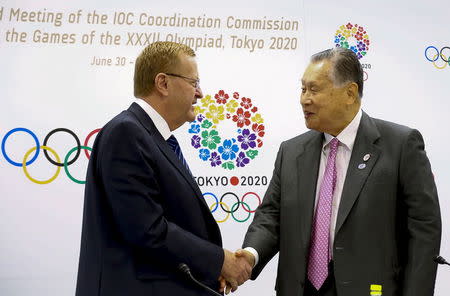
[
  {"xmin": 358, "ymin": 163, "xmax": 366, "ymax": 170},
  {"xmin": 363, "ymin": 154, "xmax": 370, "ymax": 162}
]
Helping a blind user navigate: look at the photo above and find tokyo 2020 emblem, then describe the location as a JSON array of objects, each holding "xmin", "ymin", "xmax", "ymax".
[
  {"xmin": 334, "ymin": 23, "xmax": 370, "ymax": 59},
  {"xmin": 188, "ymin": 90, "xmax": 265, "ymax": 170}
]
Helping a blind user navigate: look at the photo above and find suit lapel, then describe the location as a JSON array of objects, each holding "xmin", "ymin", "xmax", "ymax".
[
  {"xmin": 127, "ymin": 103, "xmax": 208, "ymax": 209},
  {"xmin": 335, "ymin": 112, "xmax": 381, "ymax": 235},
  {"xmin": 155, "ymin": 137, "xmax": 209, "ymax": 208},
  {"xmin": 296, "ymin": 132, "xmax": 323, "ymax": 246}
]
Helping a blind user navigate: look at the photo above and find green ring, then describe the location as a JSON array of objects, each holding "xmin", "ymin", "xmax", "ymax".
[
  {"xmin": 64, "ymin": 146, "xmax": 92, "ymax": 184},
  {"xmin": 231, "ymin": 201, "xmax": 252, "ymax": 223}
]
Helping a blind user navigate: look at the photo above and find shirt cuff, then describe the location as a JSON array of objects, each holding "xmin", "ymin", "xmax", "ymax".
[{"xmin": 244, "ymin": 247, "xmax": 259, "ymax": 267}]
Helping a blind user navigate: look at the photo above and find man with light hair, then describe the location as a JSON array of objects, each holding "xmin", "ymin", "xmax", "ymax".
[
  {"xmin": 76, "ymin": 41, "xmax": 251, "ymax": 296},
  {"xmin": 238, "ymin": 47, "xmax": 442, "ymax": 296}
]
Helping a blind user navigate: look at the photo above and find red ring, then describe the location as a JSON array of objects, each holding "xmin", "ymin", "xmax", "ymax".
[
  {"xmin": 83, "ymin": 128, "xmax": 101, "ymax": 159},
  {"xmin": 241, "ymin": 192, "xmax": 261, "ymax": 213}
]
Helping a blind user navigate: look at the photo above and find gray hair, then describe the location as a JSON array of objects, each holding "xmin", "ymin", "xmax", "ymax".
[{"xmin": 311, "ymin": 47, "xmax": 364, "ymax": 98}]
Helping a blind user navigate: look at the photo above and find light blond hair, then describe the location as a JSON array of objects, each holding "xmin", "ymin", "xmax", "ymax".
[{"xmin": 134, "ymin": 41, "xmax": 195, "ymax": 97}]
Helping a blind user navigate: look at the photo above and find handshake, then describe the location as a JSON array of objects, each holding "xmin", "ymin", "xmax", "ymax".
[{"xmin": 219, "ymin": 249, "xmax": 255, "ymax": 294}]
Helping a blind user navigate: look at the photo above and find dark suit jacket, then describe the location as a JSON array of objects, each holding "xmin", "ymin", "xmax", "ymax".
[
  {"xmin": 76, "ymin": 103, "xmax": 224, "ymax": 296},
  {"xmin": 243, "ymin": 112, "xmax": 441, "ymax": 296}
]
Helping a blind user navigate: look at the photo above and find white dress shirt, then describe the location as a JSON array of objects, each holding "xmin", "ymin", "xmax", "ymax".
[
  {"xmin": 246, "ymin": 109, "xmax": 362, "ymax": 266},
  {"xmin": 134, "ymin": 98, "xmax": 172, "ymax": 140},
  {"xmin": 317, "ymin": 108, "xmax": 362, "ymax": 256}
]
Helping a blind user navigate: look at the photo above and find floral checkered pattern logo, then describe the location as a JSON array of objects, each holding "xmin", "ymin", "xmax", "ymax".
[
  {"xmin": 334, "ymin": 23, "xmax": 370, "ymax": 59},
  {"xmin": 188, "ymin": 90, "xmax": 265, "ymax": 170}
]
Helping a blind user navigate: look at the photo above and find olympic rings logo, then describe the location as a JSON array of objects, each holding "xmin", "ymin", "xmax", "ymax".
[
  {"xmin": 1, "ymin": 127, "xmax": 100, "ymax": 184},
  {"xmin": 424, "ymin": 46, "xmax": 450, "ymax": 69},
  {"xmin": 203, "ymin": 191, "xmax": 261, "ymax": 223},
  {"xmin": 363, "ymin": 71, "xmax": 368, "ymax": 81}
]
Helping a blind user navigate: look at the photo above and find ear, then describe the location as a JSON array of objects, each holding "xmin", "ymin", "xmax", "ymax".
[
  {"xmin": 346, "ymin": 82, "xmax": 359, "ymax": 103},
  {"xmin": 154, "ymin": 73, "xmax": 169, "ymax": 96}
]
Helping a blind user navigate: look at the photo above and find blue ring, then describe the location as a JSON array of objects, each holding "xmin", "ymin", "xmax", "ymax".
[
  {"xmin": 425, "ymin": 46, "xmax": 439, "ymax": 62},
  {"xmin": 1, "ymin": 128, "xmax": 40, "ymax": 167},
  {"xmin": 203, "ymin": 192, "xmax": 219, "ymax": 212}
]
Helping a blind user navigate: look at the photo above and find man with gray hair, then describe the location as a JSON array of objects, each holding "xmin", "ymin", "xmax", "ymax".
[{"xmin": 237, "ymin": 47, "xmax": 442, "ymax": 296}]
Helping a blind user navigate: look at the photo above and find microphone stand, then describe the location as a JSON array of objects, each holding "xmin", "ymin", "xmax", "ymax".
[
  {"xmin": 178, "ymin": 263, "xmax": 223, "ymax": 296},
  {"xmin": 434, "ymin": 255, "xmax": 450, "ymax": 266}
]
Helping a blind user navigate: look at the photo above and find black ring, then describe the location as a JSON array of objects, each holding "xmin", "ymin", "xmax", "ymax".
[
  {"xmin": 43, "ymin": 128, "xmax": 81, "ymax": 167},
  {"xmin": 220, "ymin": 192, "xmax": 240, "ymax": 213},
  {"xmin": 440, "ymin": 46, "xmax": 450, "ymax": 63}
]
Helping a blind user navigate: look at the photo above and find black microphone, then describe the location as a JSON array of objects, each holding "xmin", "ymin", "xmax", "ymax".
[
  {"xmin": 434, "ymin": 255, "xmax": 450, "ymax": 266},
  {"xmin": 178, "ymin": 263, "xmax": 223, "ymax": 296}
]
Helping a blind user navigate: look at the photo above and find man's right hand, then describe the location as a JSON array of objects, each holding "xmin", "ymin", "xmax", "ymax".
[
  {"xmin": 235, "ymin": 249, "xmax": 255, "ymax": 268},
  {"xmin": 220, "ymin": 249, "xmax": 253, "ymax": 293}
]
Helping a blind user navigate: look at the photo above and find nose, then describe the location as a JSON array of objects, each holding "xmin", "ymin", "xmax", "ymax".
[
  {"xmin": 300, "ymin": 92, "xmax": 311, "ymax": 107},
  {"xmin": 195, "ymin": 86, "xmax": 203, "ymax": 98}
]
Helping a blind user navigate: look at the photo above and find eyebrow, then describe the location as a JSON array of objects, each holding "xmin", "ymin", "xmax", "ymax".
[{"xmin": 301, "ymin": 81, "xmax": 319, "ymax": 87}]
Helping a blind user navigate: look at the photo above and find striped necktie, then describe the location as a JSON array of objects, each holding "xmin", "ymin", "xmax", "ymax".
[{"xmin": 166, "ymin": 135, "xmax": 192, "ymax": 175}]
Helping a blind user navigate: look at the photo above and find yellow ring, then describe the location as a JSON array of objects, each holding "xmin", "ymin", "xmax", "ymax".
[
  {"xmin": 433, "ymin": 53, "xmax": 447, "ymax": 69},
  {"xmin": 22, "ymin": 146, "xmax": 61, "ymax": 184},
  {"xmin": 210, "ymin": 202, "xmax": 230, "ymax": 223}
]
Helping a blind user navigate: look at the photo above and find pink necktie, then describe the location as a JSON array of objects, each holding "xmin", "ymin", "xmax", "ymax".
[{"xmin": 307, "ymin": 137, "xmax": 339, "ymax": 290}]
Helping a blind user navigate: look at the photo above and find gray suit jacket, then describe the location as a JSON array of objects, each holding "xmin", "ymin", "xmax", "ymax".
[{"xmin": 243, "ymin": 112, "xmax": 441, "ymax": 296}]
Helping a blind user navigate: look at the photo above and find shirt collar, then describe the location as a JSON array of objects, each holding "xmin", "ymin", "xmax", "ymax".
[
  {"xmin": 134, "ymin": 98, "xmax": 172, "ymax": 140},
  {"xmin": 323, "ymin": 108, "xmax": 362, "ymax": 150}
]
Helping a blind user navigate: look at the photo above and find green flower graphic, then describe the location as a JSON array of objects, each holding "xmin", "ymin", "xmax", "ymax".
[
  {"xmin": 201, "ymin": 119, "xmax": 213, "ymax": 129},
  {"xmin": 201, "ymin": 130, "xmax": 221, "ymax": 150},
  {"xmin": 246, "ymin": 150, "xmax": 259, "ymax": 159},
  {"xmin": 221, "ymin": 161, "xmax": 235, "ymax": 170}
]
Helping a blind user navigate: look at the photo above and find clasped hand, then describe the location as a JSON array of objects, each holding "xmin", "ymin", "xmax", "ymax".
[{"xmin": 219, "ymin": 249, "xmax": 255, "ymax": 294}]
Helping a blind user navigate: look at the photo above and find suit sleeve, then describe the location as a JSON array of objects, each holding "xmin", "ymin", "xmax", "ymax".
[
  {"xmin": 399, "ymin": 129, "xmax": 441, "ymax": 295},
  {"xmin": 97, "ymin": 121, "xmax": 223, "ymax": 282},
  {"xmin": 243, "ymin": 143, "xmax": 284, "ymax": 279}
]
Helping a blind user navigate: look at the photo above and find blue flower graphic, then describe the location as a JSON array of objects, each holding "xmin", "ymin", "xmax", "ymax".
[
  {"xmin": 199, "ymin": 148, "xmax": 210, "ymax": 161},
  {"xmin": 218, "ymin": 139, "xmax": 239, "ymax": 160},
  {"xmin": 188, "ymin": 123, "xmax": 200, "ymax": 134}
]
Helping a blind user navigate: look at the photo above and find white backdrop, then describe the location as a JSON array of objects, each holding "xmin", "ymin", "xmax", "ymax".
[{"xmin": 0, "ymin": 0, "xmax": 448, "ymax": 295}]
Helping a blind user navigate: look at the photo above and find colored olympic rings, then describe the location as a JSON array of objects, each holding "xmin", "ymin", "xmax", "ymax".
[
  {"xmin": 43, "ymin": 128, "xmax": 81, "ymax": 166},
  {"xmin": 2, "ymin": 128, "xmax": 40, "ymax": 167},
  {"xmin": 23, "ymin": 145, "xmax": 61, "ymax": 185},
  {"xmin": 203, "ymin": 191, "xmax": 261, "ymax": 223},
  {"xmin": 424, "ymin": 46, "xmax": 450, "ymax": 69},
  {"xmin": 84, "ymin": 128, "xmax": 101, "ymax": 159},
  {"xmin": 65, "ymin": 146, "xmax": 93, "ymax": 184},
  {"xmin": 1, "ymin": 127, "xmax": 100, "ymax": 184}
]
